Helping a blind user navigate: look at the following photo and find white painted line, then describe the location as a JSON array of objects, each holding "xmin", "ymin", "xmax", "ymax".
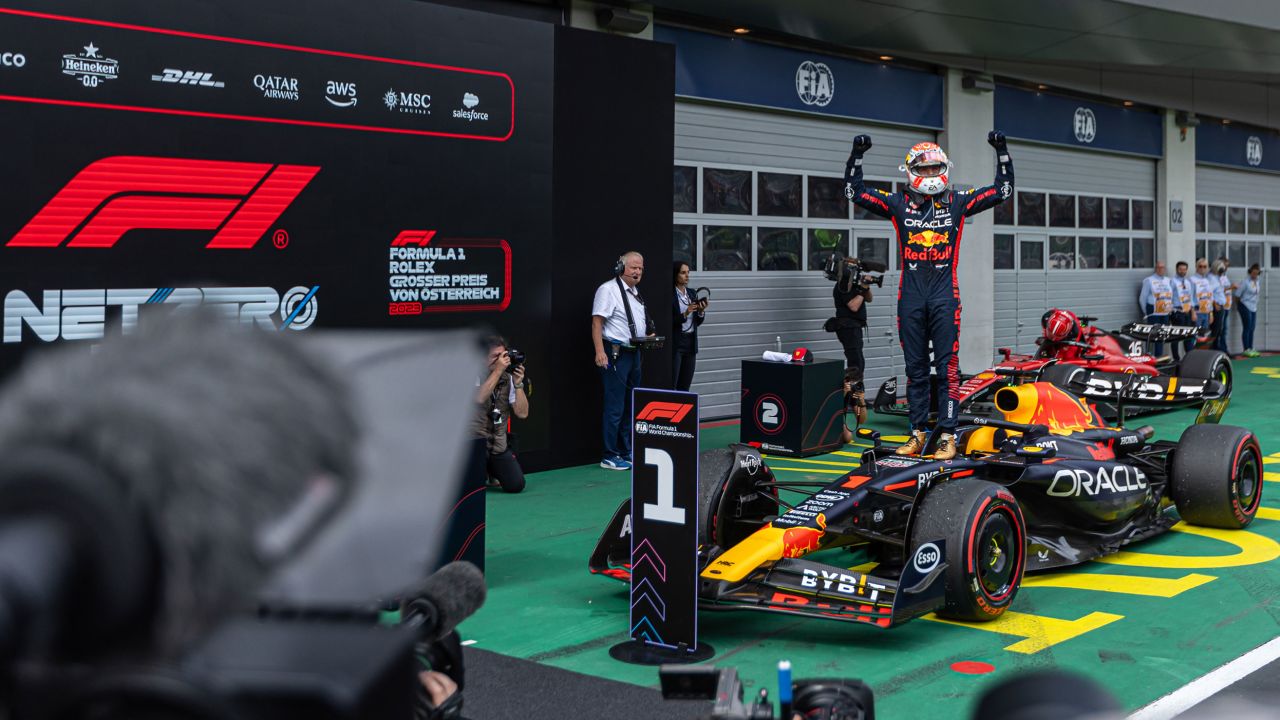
[
  {"xmin": 461, "ymin": 639, "xmax": 478, "ymax": 646},
  {"xmin": 1128, "ymin": 635, "xmax": 1280, "ymax": 720}
]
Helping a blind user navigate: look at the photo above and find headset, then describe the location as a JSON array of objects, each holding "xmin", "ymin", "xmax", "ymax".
[{"xmin": 614, "ymin": 255, "xmax": 625, "ymax": 276}]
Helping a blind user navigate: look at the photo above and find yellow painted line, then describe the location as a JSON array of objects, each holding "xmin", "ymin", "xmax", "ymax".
[
  {"xmin": 1265, "ymin": 471, "xmax": 1280, "ymax": 483},
  {"xmin": 1096, "ymin": 522, "xmax": 1280, "ymax": 569},
  {"xmin": 762, "ymin": 455, "xmax": 860, "ymax": 468},
  {"xmin": 767, "ymin": 466, "xmax": 850, "ymax": 475},
  {"xmin": 832, "ymin": 450, "xmax": 869, "ymax": 458},
  {"xmin": 1022, "ymin": 571, "xmax": 1215, "ymax": 597},
  {"xmin": 849, "ymin": 561, "xmax": 879, "ymax": 573},
  {"xmin": 881, "ymin": 434, "xmax": 911, "ymax": 443},
  {"xmin": 926, "ymin": 610, "xmax": 1124, "ymax": 654},
  {"xmin": 1257, "ymin": 507, "xmax": 1280, "ymax": 521}
]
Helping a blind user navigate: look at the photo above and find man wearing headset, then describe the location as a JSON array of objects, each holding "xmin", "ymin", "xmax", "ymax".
[
  {"xmin": 845, "ymin": 131, "xmax": 1013, "ymax": 459},
  {"xmin": 592, "ymin": 251, "xmax": 650, "ymax": 471}
]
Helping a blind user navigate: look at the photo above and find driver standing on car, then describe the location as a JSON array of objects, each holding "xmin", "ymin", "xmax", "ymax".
[{"xmin": 845, "ymin": 131, "xmax": 1013, "ymax": 460}]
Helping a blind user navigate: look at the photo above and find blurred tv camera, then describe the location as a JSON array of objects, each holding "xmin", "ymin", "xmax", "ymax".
[
  {"xmin": 822, "ymin": 253, "xmax": 885, "ymax": 295},
  {"xmin": 0, "ymin": 313, "xmax": 486, "ymax": 720},
  {"xmin": 660, "ymin": 665, "xmax": 874, "ymax": 720}
]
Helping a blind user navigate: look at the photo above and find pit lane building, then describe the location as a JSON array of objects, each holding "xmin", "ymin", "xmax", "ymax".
[{"xmin": 485, "ymin": 0, "xmax": 1280, "ymax": 417}]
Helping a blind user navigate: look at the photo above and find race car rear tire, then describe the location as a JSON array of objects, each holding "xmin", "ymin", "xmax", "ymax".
[
  {"xmin": 1177, "ymin": 349, "xmax": 1232, "ymax": 396},
  {"xmin": 697, "ymin": 446, "xmax": 779, "ymax": 548},
  {"xmin": 1170, "ymin": 424, "xmax": 1262, "ymax": 529},
  {"xmin": 909, "ymin": 478, "xmax": 1026, "ymax": 622}
]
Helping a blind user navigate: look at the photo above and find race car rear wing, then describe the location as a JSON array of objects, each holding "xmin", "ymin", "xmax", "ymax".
[{"xmin": 1121, "ymin": 322, "xmax": 1199, "ymax": 343}]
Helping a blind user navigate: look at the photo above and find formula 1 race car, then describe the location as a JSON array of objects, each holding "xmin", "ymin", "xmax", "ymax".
[
  {"xmin": 589, "ymin": 378, "xmax": 1261, "ymax": 628},
  {"xmin": 873, "ymin": 310, "xmax": 1232, "ymax": 422}
]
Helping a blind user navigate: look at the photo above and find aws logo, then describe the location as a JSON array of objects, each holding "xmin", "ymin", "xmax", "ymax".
[{"xmin": 908, "ymin": 229, "xmax": 950, "ymax": 248}]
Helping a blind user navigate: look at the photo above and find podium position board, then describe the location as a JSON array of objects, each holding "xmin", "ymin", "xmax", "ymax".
[
  {"xmin": 739, "ymin": 359, "xmax": 845, "ymax": 457},
  {"xmin": 611, "ymin": 387, "xmax": 710, "ymax": 663}
]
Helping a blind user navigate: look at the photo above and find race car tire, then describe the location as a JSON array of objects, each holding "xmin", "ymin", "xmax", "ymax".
[
  {"xmin": 1170, "ymin": 424, "xmax": 1262, "ymax": 529},
  {"xmin": 697, "ymin": 448, "xmax": 736, "ymax": 546},
  {"xmin": 698, "ymin": 446, "xmax": 779, "ymax": 547},
  {"xmin": 1177, "ymin": 349, "xmax": 1232, "ymax": 396},
  {"xmin": 910, "ymin": 478, "xmax": 1026, "ymax": 622}
]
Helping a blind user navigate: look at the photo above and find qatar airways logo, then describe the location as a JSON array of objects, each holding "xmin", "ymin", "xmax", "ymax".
[
  {"xmin": 7, "ymin": 156, "xmax": 319, "ymax": 249},
  {"xmin": 3, "ymin": 286, "xmax": 319, "ymax": 344}
]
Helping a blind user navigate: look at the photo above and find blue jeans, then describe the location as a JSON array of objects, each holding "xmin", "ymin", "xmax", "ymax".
[
  {"xmin": 1144, "ymin": 311, "xmax": 1168, "ymax": 357},
  {"xmin": 1238, "ymin": 304, "xmax": 1258, "ymax": 351},
  {"xmin": 600, "ymin": 345, "xmax": 642, "ymax": 461}
]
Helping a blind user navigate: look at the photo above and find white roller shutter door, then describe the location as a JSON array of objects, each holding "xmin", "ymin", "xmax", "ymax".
[{"xmin": 994, "ymin": 142, "xmax": 1156, "ymax": 358}]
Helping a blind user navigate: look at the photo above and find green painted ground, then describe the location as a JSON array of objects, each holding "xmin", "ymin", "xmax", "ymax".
[{"xmin": 462, "ymin": 357, "xmax": 1280, "ymax": 717}]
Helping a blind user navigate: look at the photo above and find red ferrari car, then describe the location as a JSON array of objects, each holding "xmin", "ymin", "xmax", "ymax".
[{"xmin": 873, "ymin": 309, "xmax": 1232, "ymax": 422}]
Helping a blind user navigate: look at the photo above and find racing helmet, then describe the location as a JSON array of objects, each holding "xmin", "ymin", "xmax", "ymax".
[
  {"xmin": 900, "ymin": 142, "xmax": 951, "ymax": 195},
  {"xmin": 1041, "ymin": 308, "xmax": 1080, "ymax": 343}
]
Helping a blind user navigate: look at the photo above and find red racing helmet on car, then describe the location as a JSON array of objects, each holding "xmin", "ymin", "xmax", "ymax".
[{"xmin": 1042, "ymin": 308, "xmax": 1081, "ymax": 343}]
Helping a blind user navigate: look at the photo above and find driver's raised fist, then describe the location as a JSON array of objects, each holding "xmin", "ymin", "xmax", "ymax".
[{"xmin": 852, "ymin": 135, "xmax": 873, "ymax": 154}]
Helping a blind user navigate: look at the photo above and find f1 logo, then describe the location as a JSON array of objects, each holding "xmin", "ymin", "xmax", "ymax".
[
  {"xmin": 390, "ymin": 230, "xmax": 438, "ymax": 247},
  {"xmin": 8, "ymin": 156, "xmax": 320, "ymax": 249},
  {"xmin": 636, "ymin": 401, "xmax": 694, "ymax": 423}
]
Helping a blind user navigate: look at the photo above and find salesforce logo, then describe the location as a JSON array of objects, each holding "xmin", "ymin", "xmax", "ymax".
[{"xmin": 453, "ymin": 92, "xmax": 489, "ymax": 122}]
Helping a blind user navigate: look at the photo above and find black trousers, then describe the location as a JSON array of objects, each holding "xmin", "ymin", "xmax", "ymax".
[
  {"xmin": 673, "ymin": 332, "xmax": 697, "ymax": 391},
  {"xmin": 487, "ymin": 447, "xmax": 525, "ymax": 493},
  {"xmin": 835, "ymin": 325, "xmax": 865, "ymax": 376}
]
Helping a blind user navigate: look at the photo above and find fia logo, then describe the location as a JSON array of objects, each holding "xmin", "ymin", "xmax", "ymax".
[
  {"xmin": 795, "ymin": 61, "xmax": 834, "ymax": 107},
  {"xmin": 1247, "ymin": 136, "xmax": 1263, "ymax": 167},
  {"xmin": 1073, "ymin": 107, "xmax": 1096, "ymax": 144}
]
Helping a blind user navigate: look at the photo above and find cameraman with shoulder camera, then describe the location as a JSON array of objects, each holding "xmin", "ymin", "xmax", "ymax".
[
  {"xmin": 830, "ymin": 262, "xmax": 872, "ymax": 376},
  {"xmin": 473, "ymin": 335, "xmax": 529, "ymax": 493}
]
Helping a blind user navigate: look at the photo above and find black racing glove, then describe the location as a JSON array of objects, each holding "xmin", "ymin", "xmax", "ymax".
[
  {"xmin": 846, "ymin": 135, "xmax": 872, "ymax": 174},
  {"xmin": 987, "ymin": 130, "xmax": 1007, "ymax": 151}
]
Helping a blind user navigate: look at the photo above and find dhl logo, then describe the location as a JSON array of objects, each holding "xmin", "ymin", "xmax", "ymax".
[{"xmin": 908, "ymin": 229, "xmax": 950, "ymax": 248}]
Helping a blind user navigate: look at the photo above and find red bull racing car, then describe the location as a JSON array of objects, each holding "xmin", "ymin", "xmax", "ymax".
[
  {"xmin": 873, "ymin": 309, "xmax": 1232, "ymax": 423},
  {"xmin": 589, "ymin": 377, "xmax": 1260, "ymax": 628}
]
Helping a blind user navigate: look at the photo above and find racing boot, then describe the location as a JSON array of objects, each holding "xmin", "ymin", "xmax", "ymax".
[
  {"xmin": 895, "ymin": 430, "xmax": 927, "ymax": 456},
  {"xmin": 933, "ymin": 433, "xmax": 958, "ymax": 461}
]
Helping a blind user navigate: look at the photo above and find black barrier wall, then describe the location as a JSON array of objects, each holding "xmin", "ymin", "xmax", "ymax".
[
  {"xmin": 0, "ymin": 1, "xmax": 674, "ymax": 471},
  {"xmin": 536, "ymin": 26, "xmax": 675, "ymax": 472}
]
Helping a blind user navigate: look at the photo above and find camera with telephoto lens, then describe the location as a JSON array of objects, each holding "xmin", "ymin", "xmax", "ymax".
[
  {"xmin": 660, "ymin": 665, "xmax": 874, "ymax": 720},
  {"xmin": 505, "ymin": 348, "xmax": 525, "ymax": 370},
  {"xmin": 822, "ymin": 252, "xmax": 885, "ymax": 294}
]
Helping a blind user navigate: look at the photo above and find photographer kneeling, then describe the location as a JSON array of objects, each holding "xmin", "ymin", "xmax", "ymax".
[{"xmin": 473, "ymin": 335, "xmax": 529, "ymax": 493}]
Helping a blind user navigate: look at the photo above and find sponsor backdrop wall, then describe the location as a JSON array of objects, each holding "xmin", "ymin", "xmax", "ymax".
[{"xmin": 0, "ymin": 0, "xmax": 673, "ymax": 470}]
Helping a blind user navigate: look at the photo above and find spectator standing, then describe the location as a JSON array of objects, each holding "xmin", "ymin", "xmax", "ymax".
[
  {"xmin": 1213, "ymin": 257, "xmax": 1236, "ymax": 353},
  {"xmin": 1169, "ymin": 260, "xmax": 1196, "ymax": 360},
  {"xmin": 1191, "ymin": 258, "xmax": 1216, "ymax": 346},
  {"xmin": 1236, "ymin": 263, "xmax": 1261, "ymax": 358},
  {"xmin": 672, "ymin": 261, "xmax": 707, "ymax": 392},
  {"xmin": 591, "ymin": 251, "xmax": 650, "ymax": 471},
  {"xmin": 1138, "ymin": 260, "xmax": 1173, "ymax": 357}
]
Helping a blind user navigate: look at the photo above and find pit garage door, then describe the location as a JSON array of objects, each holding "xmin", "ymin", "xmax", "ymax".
[
  {"xmin": 1194, "ymin": 165, "xmax": 1279, "ymax": 353},
  {"xmin": 992, "ymin": 142, "xmax": 1156, "ymax": 359}
]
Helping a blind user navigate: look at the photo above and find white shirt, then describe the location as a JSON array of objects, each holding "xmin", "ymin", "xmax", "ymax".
[
  {"xmin": 1217, "ymin": 273, "xmax": 1233, "ymax": 309},
  {"xmin": 1171, "ymin": 274, "xmax": 1194, "ymax": 312},
  {"xmin": 593, "ymin": 278, "xmax": 647, "ymax": 344}
]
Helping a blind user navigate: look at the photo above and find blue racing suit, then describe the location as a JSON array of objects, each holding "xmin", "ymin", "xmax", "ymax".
[{"xmin": 845, "ymin": 135, "xmax": 1013, "ymax": 432}]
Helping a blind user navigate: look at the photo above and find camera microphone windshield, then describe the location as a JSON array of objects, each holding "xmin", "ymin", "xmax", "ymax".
[{"xmin": 403, "ymin": 561, "xmax": 487, "ymax": 642}]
